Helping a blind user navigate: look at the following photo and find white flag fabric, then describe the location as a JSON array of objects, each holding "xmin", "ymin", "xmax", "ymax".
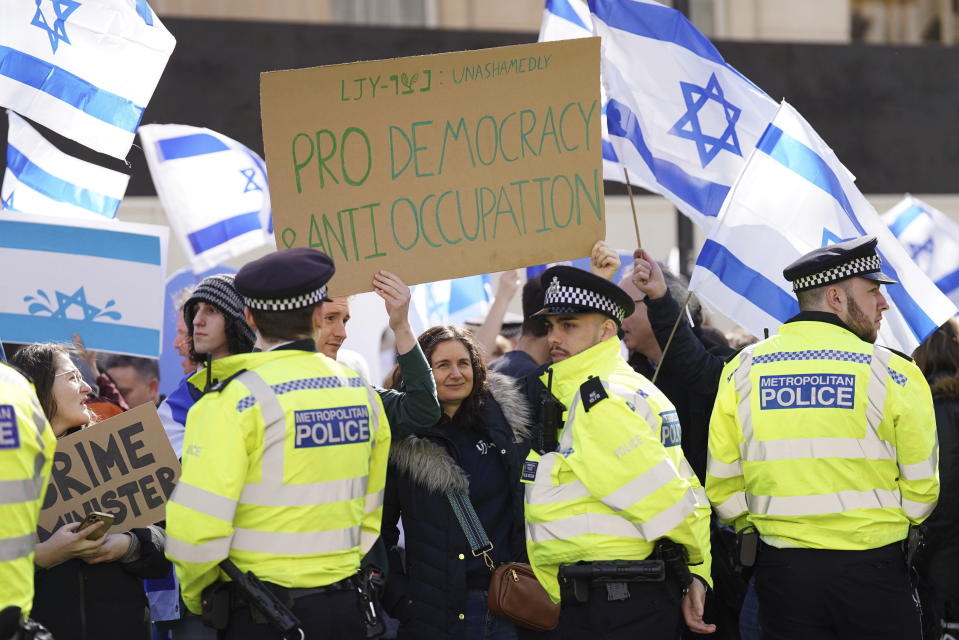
[
  {"xmin": 0, "ymin": 210, "xmax": 168, "ymax": 357},
  {"xmin": 689, "ymin": 102, "xmax": 957, "ymax": 355},
  {"xmin": 0, "ymin": 0, "xmax": 176, "ymax": 159},
  {"xmin": 538, "ymin": 0, "xmax": 637, "ymax": 185},
  {"xmin": 138, "ymin": 124, "xmax": 273, "ymax": 273},
  {"xmin": 589, "ymin": 0, "xmax": 778, "ymax": 231},
  {"xmin": 883, "ymin": 195, "xmax": 959, "ymax": 308},
  {"xmin": 2, "ymin": 110, "xmax": 128, "ymax": 219}
]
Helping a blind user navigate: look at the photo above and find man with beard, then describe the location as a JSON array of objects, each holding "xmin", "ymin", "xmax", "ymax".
[{"xmin": 706, "ymin": 236, "xmax": 939, "ymax": 640}]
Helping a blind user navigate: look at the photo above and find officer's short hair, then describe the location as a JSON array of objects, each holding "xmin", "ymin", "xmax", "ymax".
[
  {"xmin": 796, "ymin": 286, "xmax": 827, "ymax": 310},
  {"xmin": 101, "ymin": 354, "xmax": 159, "ymax": 382},
  {"xmin": 249, "ymin": 305, "xmax": 317, "ymax": 342}
]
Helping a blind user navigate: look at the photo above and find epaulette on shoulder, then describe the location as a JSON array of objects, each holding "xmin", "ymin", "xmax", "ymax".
[
  {"xmin": 203, "ymin": 369, "xmax": 248, "ymax": 395},
  {"xmin": 876, "ymin": 344, "xmax": 914, "ymax": 363}
]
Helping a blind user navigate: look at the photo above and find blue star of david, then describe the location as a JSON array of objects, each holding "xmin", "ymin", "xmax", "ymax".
[
  {"xmin": 31, "ymin": 0, "xmax": 81, "ymax": 54},
  {"xmin": 1, "ymin": 192, "xmax": 14, "ymax": 211},
  {"xmin": 51, "ymin": 287, "xmax": 100, "ymax": 320},
  {"xmin": 821, "ymin": 228, "xmax": 854, "ymax": 247},
  {"xmin": 240, "ymin": 168, "xmax": 262, "ymax": 193},
  {"xmin": 907, "ymin": 237, "xmax": 934, "ymax": 261},
  {"xmin": 669, "ymin": 73, "xmax": 743, "ymax": 168}
]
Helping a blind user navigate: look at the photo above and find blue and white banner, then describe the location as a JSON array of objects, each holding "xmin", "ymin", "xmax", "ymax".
[
  {"xmin": 689, "ymin": 102, "xmax": 957, "ymax": 355},
  {"xmin": 0, "ymin": 210, "xmax": 168, "ymax": 357},
  {"xmin": 0, "ymin": 0, "xmax": 176, "ymax": 159},
  {"xmin": 538, "ymin": 0, "xmax": 636, "ymax": 184},
  {"xmin": 138, "ymin": 124, "xmax": 273, "ymax": 273},
  {"xmin": 883, "ymin": 195, "xmax": 959, "ymax": 308},
  {"xmin": 589, "ymin": 0, "xmax": 778, "ymax": 231},
  {"xmin": 2, "ymin": 110, "xmax": 128, "ymax": 219},
  {"xmin": 410, "ymin": 274, "xmax": 491, "ymax": 334}
]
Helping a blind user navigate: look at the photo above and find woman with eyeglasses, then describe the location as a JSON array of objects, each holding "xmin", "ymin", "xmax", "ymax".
[{"xmin": 10, "ymin": 343, "xmax": 170, "ymax": 640}]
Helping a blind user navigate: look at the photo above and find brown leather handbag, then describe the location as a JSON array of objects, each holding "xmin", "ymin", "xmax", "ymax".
[
  {"xmin": 447, "ymin": 491, "xmax": 560, "ymax": 632},
  {"xmin": 487, "ymin": 562, "xmax": 560, "ymax": 631}
]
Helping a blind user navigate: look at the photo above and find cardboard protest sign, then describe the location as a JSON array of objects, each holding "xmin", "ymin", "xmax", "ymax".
[
  {"xmin": 261, "ymin": 38, "xmax": 604, "ymax": 296},
  {"xmin": 38, "ymin": 403, "xmax": 180, "ymax": 541}
]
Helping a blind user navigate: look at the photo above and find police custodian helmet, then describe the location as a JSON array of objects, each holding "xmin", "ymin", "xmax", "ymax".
[
  {"xmin": 783, "ymin": 236, "xmax": 897, "ymax": 293},
  {"xmin": 533, "ymin": 265, "xmax": 635, "ymax": 327},
  {"xmin": 235, "ymin": 248, "xmax": 335, "ymax": 311}
]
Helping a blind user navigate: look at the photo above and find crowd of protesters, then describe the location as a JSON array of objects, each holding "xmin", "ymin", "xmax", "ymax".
[{"xmin": 1, "ymin": 239, "xmax": 956, "ymax": 640}]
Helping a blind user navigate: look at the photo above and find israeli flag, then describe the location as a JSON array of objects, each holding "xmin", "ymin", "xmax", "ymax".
[
  {"xmin": 689, "ymin": 102, "xmax": 957, "ymax": 355},
  {"xmin": 883, "ymin": 195, "xmax": 959, "ymax": 308},
  {"xmin": 2, "ymin": 111, "xmax": 128, "ymax": 219},
  {"xmin": 538, "ymin": 0, "xmax": 638, "ymax": 185},
  {"xmin": 0, "ymin": 0, "xmax": 176, "ymax": 159},
  {"xmin": 138, "ymin": 124, "xmax": 273, "ymax": 274},
  {"xmin": 0, "ymin": 210, "xmax": 168, "ymax": 357},
  {"xmin": 409, "ymin": 275, "xmax": 491, "ymax": 333},
  {"xmin": 589, "ymin": 0, "xmax": 778, "ymax": 231}
]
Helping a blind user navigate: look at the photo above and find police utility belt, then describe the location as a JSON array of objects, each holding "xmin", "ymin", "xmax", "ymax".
[
  {"xmin": 201, "ymin": 560, "xmax": 385, "ymax": 639},
  {"xmin": 558, "ymin": 540, "xmax": 692, "ymax": 604}
]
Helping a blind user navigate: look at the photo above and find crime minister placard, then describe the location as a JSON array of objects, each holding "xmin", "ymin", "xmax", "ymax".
[
  {"xmin": 261, "ymin": 38, "xmax": 604, "ymax": 296},
  {"xmin": 38, "ymin": 403, "xmax": 180, "ymax": 540}
]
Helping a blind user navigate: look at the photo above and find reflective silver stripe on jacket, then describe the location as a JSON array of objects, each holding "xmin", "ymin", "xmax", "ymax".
[
  {"xmin": 232, "ymin": 526, "xmax": 359, "ymax": 556},
  {"xmin": 747, "ymin": 488, "xmax": 902, "ymax": 516},
  {"xmin": 714, "ymin": 492, "xmax": 748, "ymax": 521},
  {"xmin": 165, "ymin": 533, "xmax": 231, "ymax": 564},
  {"xmin": 901, "ymin": 498, "xmax": 936, "ymax": 520},
  {"xmin": 0, "ymin": 476, "xmax": 45, "ymax": 505},
  {"xmin": 527, "ymin": 489, "xmax": 696, "ymax": 545},
  {"xmin": 899, "ymin": 448, "xmax": 938, "ymax": 482},
  {"xmin": 170, "ymin": 481, "xmax": 238, "ymax": 523},
  {"xmin": 524, "ymin": 454, "xmax": 591, "ymax": 506},
  {"xmin": 0, "ymin": 532, "xmax": 35, "ymax": 562},
  {"xmin": 707, "ymin": 458, "xmax": 743, "ymax": 479},
  {"xmin": 734, "ymin": 346, "xmax": 757, "ymax": 442},
  {"xmin": 601, "ymin": 458, "xmax": 683, "ymax": 512}
]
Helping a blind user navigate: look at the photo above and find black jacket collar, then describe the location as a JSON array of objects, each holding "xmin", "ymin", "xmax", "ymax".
[
  {"xmin": 785, "ymin": 310, "xmax": 854, "ymax": 333},
  {"xmin": 274, "ymin": 338, "xmax": 317, "ymax": 352}
]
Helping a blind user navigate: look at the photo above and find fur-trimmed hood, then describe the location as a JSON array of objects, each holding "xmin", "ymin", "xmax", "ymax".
[
  {"xmin": 389, "ymin": 371, "xmax": 531, "ymax": 495},
  {"xmin": 930, "ymin": 372, "xmax": 959, "ymax": 402}
]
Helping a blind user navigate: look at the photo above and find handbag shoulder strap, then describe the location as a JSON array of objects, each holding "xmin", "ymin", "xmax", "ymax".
[{"xmin": 446, "ymin": 490, "xmax": 495, "ymax": 571}]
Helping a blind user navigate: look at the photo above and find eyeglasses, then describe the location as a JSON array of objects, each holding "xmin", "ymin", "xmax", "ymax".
[{"xmin": 55, "ymin": 368, "xmax": 84, "ymax": 384}]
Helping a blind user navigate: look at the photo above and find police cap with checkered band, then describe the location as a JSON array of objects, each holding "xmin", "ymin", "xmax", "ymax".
[
  {"xmin": 783, "ymin": 235, "xmax": 897, "ymax": 293},
  {"xmin": 235, "ymin": 248, "xmax": 335, "ymax": 311},
  {"xmin": 532, "ymin": 265, "xmax": 635, "ymax": 326}
]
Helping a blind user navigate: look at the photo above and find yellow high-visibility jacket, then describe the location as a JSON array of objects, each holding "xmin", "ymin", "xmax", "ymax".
[
  {"xmin": 165, "ymin": 348, "xmax": 391, "ymax": 613},
  {"xmin": 0, "ymin": 363, "xmax": 56, "ymax": 617},
  {"xmin": 523, "ymin": 336, "xmax": 712, "ymax": 603},
  {"xmin": 706, "ymin": 316, "xmax": 939, "ymax": 549}
]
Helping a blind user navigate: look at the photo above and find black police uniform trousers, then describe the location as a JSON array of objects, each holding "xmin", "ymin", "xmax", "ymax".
[
  {"xmin": 546, "ymin": 574, "xmax": 684, "ymax": 640},
  {"xmin": 220, "ymin": 587, "xmax": 365, "ymax": 640},
  {"xmin": 755, "ymin": 542, "xmax": 921, "ymax": 640}
]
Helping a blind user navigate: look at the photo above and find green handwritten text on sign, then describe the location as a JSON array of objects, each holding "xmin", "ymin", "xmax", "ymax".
[{"xmin": 261, "ymin": 39, "xmax": 603, "ymax": 296}]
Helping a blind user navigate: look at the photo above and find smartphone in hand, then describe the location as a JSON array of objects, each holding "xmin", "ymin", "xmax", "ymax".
[{"xmin": 77, "ymin": 512, "xmax": 115, "ymax": 540}]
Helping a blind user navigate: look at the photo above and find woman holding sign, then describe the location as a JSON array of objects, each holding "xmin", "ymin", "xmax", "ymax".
[
  {"xmin": 10, "ymin": 343, "xmax": 171, "ymax": 640},
  {"xmin": 382, "ymin": 326, "xmax": 532, "ymax": 640}
]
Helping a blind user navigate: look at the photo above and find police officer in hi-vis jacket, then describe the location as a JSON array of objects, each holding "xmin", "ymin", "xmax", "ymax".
[
  {"xmin": 165, "ymin": 248, "xmax": 390, "ymax": 640},
  {"xmin": 707, "ymin": 236, "xmax": 938, "ymax": 640},
  {"xmin": 522, "ymin": 265, "xmax": 715, "ymax": 638}
]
